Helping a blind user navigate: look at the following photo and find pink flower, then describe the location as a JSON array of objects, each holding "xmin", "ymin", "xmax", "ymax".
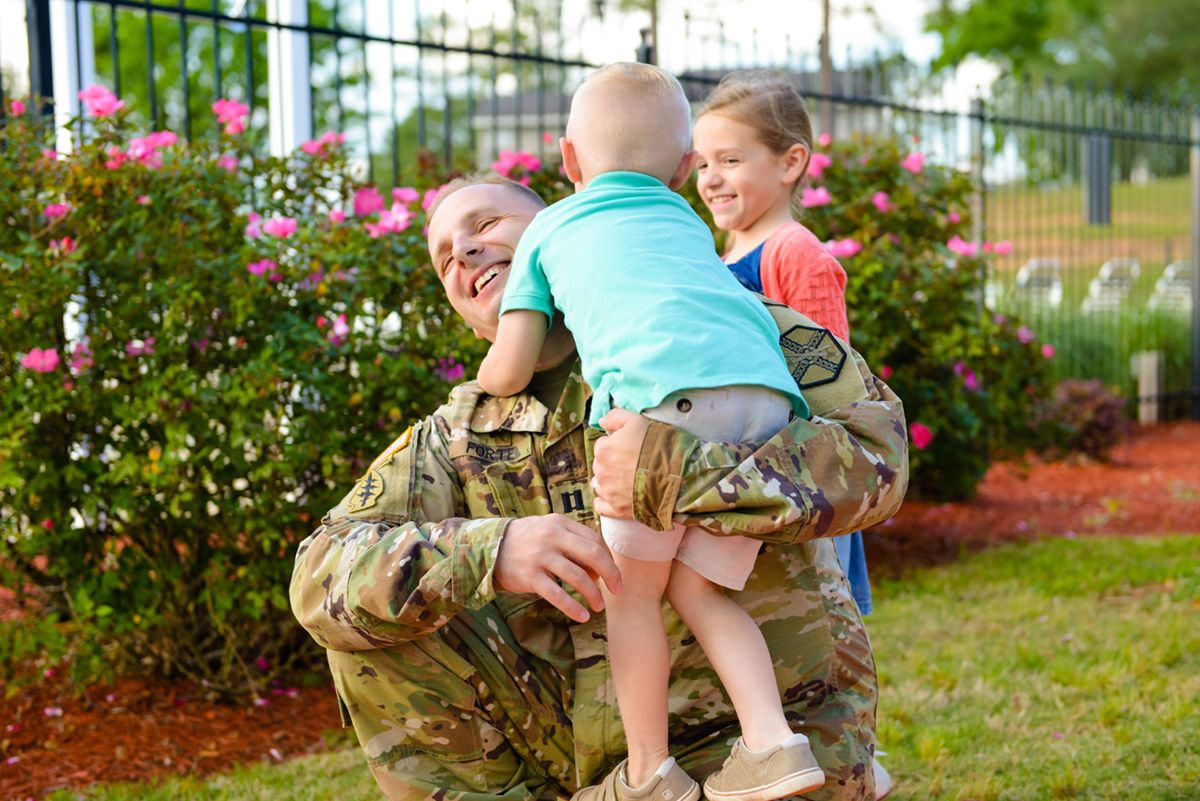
[
  {"xmin": 125, "ymin": 337, "xmax": 155, "ymax": 357},
  {"xmin": 909, "ymin": 422, "xmax": 933, "ymax": 450},
  {"xmin": 801, "ymin": 186, "xmax": 832, "ymax": 208},
  {"xmin": 365, "ymin": 204, "xmax": 415, "ymax": 238},
  {"xmin": 253, "ymin": 697, "xmax": 271, "ymax": 707},
  {"xmin": 871, "ymin": 191, "xmax": 892, "ymax": 213},
  {"xmin": 491, "ymin": 149, "xmax": 541, "ymax": 175},
  {"xmin": 43, "ymin": 706, "xmax": 63, "ymax": 718},
  {"xmin": 328, "ymin": 208, "xmax": 346, "ymax": 223},
  {"xmin": 353, "ymin": 187, "xmax": 385, "ymax": 217},
  {"xmin": 879, "ymin": 364, "xmax": 893, "ymax": 381},
  {"xmin": 543, "ymin": 131, "xmax": 555, "ymax": 144},
  {"xmin": 42, "ymin": 148, "xmax": 59, "ymax": 160},
  {"xmin": 21, "ymin": 348, "xmax": 60, "ymax": 372},
  {"xmin": 225, "ymin": 117, "xmax": 246, "ymax": 135},
  {"xmin": 824, "ymin": 238, "xmax": 862, "ymax": 258},
  {"xmin": 946, "ymin": 235, "xmax": 978, "ymax": 257},
  {"xmin": 300, "ymin": 130, "xmax": 345, "ymax": 156},
  {"xmin": 79, "ymin": 84, "xmax": 125, "ymax": 116},
  {"xmin": 67, "ymin": 342, "xmax": 92, "ymax": 374},
  {"xmin": 991, "ymin": 240, "xmax": 1012, "ymax": 255},
  {"xmin": 255, "ymin": 657, "xmax": 270, "ymax": 671},
  {"xmin": 993, "ymin": 313, "xmax": 1007, "ymax": 325},
  {"xmin": 247, "ymin": 259, "xmax": 276, "ymax": 277},
  {"xmin": 817, "ymin": 133, "xmax": 832, "ymax": 147},
  {"xmin": 216, "ymin": 154, "xmax": 239, "ymax": 173},
  {"xmin": 262, "ymin": 216, "xmax": 298, "ymax": 238},
  {"xmin": 212, "ymin": 98, "xmax": 250, "ymax": 125},
  {"xmin": 328, "ymin": 313, "xmax": 350, "ymax": 346},
  {"xmin": 807, "ymin": 152, "xmax": 833, "ymax": 180},
  {"xmin": 41, "ymin": 519, "xmax": 54, "ymax": 530},
  {"xmin": 900, "ymin": 151, "xmax": 924, "ymax": 174},
  {"xmin": 44, "ymin": 202, "xmax": 71, "ymax": 219},
  {"xmin": 953, "ymin": 361, "xmax": 965, "ymax": 376},
  {"xmin": 1017, "ymin": 326, "xmax": 1035, "ymax": 344},
  {"xmin": 1042, "ymin": 344, "xmax": 1055, "ymax": 359},
  {"xmin": 947, "ymin": 210, "xmax": 961, "ymax": 224},
  {"xmin": 244, "ymin": 211, "xmax": 262, "ymax": 239},
  {"xmin": 9, "ymin": 99, "xmax": 26, "ymax": 116},
  {"xmin": 49, "ymin": 237, "xmax": 76, "ymax": 255},
  {"xmin": 963, "ymin": 370, "xmax": 980, "ymax": 392},
  {"xmin": 887, "ymin": 233, "xmax": 901, "ymax": 245},
  {"xmin": 137, "ymin": 195, "xmax": 152, "ymax": 205},
  {"xmin": 434, "ymin": 357, "xmax": 466, "ymax": 382},
  {"xmin": 392, "ymin": 186, "xmax": 420, "ymax": 206},
  {"xmin": 422, "ymin": 186, "xmax": 444, "ymax": 212}
]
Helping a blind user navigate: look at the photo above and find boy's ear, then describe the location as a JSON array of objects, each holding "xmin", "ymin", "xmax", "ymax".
[
  {"xmin": 560, "ymin": 137, "xmax": 583, "ymax": 184},
  {"xmin": 783, "ymin": 143, "xmax": 810, "ymax": 183},
  {"xmin": 667, "ymin": 149, "xmax": 698, "ymax": 190}
]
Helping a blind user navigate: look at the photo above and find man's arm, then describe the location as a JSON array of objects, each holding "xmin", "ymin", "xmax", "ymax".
[
  {"xmin": 290, "ymin": 405, "xmax": 619, "ymax": 652},
  {"xmin": 596, "ymin": 350, "xmax": 908, "ymax": 543}
]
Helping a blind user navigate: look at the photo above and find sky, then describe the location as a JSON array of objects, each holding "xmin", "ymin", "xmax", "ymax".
[{"xmin": 1, "ymin": 0, "xmax": 947, "ymax": 101}]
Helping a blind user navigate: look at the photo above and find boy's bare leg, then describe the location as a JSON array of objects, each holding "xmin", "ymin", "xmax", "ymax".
[
  {"xmin": 602, "ymin": 552, "xmax": 674, "ymax": 788},
  {"xmin": 665, "ymin": 561, "xmax": 793, "ymax": 750}
]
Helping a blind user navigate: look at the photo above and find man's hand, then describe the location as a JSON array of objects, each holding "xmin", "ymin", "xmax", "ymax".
[
  {"xmin": 593, "ymin": 408, "xmax": 651, "ymax": 520},
  {"xmin": 494, "ymin": 515, "xmax": 623, "ymax": 623}
]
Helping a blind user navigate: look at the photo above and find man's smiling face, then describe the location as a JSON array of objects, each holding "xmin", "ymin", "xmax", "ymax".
[{"xmin": 427, "ymin": 183, "xmax": 544, "ymax": 342}]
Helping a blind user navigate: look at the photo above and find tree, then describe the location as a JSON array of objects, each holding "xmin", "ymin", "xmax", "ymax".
[{"xmin": 925, "ymin": 0, "xmax": 1200, "ymax": 102}]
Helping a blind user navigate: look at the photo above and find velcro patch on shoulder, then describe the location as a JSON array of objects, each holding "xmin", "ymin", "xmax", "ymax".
[
  {"xmin": 778, "ymin": 324, "xmax": 847, "ymax": 388},
  {"xmin": 369, "ymin": 427, "xmax": 412, "ymax": 471}
]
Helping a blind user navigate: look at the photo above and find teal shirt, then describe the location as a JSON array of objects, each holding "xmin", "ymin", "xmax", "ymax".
[{"xmin": 499, "ymin": 171, "xmax": 809, "ymax": 428}]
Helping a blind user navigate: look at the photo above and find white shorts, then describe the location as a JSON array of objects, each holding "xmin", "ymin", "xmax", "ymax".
[{"xmin": 599, "ymin": 385, "xmax": 792, "ymax": 590}]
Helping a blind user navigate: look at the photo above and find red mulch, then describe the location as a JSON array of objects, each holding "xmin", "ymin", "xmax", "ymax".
[
  {"xmin": 865, "ymin": 420, "xmax": 1200, "ymax": 577},
  {"xmin": 3, "ymin": 421, "xmax": 1200, "ymax": 799}
]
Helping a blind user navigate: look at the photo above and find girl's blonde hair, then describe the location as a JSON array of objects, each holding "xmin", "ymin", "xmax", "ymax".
[{"xmin": 697, "ymin": 72, "xmax": 814, "ymax": 207}]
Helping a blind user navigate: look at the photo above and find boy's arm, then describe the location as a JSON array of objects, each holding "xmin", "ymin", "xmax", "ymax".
[{"xmin": 477, "ymin": 310, "xmax": 550, "ymax": 397}]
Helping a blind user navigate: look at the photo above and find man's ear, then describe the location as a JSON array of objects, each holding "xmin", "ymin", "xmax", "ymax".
[
  {"xmin": 783, "ymin": 143, "xmax": 810, "ymax": 183},
  {"xmin": 560, "ymin": 137, "xmax": 583, "ymax": 185},
  {"xmin": 667, "ymin": 149, "xmax": 698, "ymax": 190}
]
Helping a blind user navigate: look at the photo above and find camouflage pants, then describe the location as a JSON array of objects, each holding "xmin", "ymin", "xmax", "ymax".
[{"xmin": 328, "ymin": 585, "xmax": 876, "ymax": 801}]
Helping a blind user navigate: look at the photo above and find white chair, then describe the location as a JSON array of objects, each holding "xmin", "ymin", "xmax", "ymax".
[
  {"xmin": 1081, "ymin": 257, "xmax": 1140, "ymax": 314},
  {"xmin": 1012, "ymin": 258, "xmax": 1064, "ymax": 309}
]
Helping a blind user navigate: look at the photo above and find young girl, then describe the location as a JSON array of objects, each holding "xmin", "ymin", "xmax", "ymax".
[{"xmin": 693, "ymin": 73, "xmax": 891, "ymax": 800}]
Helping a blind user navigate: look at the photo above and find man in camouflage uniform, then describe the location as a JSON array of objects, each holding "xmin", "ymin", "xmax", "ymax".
[{"xmin": 290, "ymin": 175, "xmax": 908, "ymax": 801}]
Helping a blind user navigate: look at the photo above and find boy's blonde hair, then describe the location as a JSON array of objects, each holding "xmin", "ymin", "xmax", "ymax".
[
  {"xmin": 697, "ymin": 72, "xmax": 814, "ymax": 204},
  {"xmin": 566, "ymin": 62, "xmax": 692, "ymax": 184}
]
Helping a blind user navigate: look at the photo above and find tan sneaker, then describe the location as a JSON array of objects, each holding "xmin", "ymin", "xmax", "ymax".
[
  {"xmin": 573, "ymin": 758, "xmax": 701, "ymax": 801},
  {"xmin": 702, "ymin": 736, "xmax": 825, "ymax": 801}
]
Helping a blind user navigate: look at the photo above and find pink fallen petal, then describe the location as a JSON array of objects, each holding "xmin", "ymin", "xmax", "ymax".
[{"xmin": 43, "ymin": 706, "xmax": 63, "ymax": 717}]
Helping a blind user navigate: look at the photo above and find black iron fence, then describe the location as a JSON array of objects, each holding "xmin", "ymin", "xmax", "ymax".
[{"xmin": 4, "ymin": 0, "xmax": 1198, "ymax": 418}]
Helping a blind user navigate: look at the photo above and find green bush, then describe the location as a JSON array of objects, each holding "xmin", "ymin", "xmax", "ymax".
[{"xmin": 0, "ymin": 93, "xmax": 484, "ymax": 695}]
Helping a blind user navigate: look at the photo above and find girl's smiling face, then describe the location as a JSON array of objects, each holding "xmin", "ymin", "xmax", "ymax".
[{"xmin": 693, "ymin": 113, "xmax": 805, "ymax": 240}]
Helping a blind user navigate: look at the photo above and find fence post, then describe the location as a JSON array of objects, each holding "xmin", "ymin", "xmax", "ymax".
[
  {"xmin": 266, "ymin": 0, "xmax": 312, "ymax": 158},
  {"xmin": 970, "ymin": 95, "xmax": 986, "ymax": 251},
  {"xmin": 25, "ymin": 0, "xmax": 54, "ymax": 108},
  {"xmin": 1191, "ymin": 111, "xmax": 1200, "ymax": 420}
]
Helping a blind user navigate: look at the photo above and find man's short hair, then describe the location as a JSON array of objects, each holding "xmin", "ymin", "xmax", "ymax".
[{"xmin": 426, "ymin": 172, "xmax": 546, "ymax": 223}]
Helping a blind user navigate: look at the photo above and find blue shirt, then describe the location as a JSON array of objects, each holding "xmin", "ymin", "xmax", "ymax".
[{"xmin": 500, "ymin": 171, "xmax": 808, "ymax": 428}]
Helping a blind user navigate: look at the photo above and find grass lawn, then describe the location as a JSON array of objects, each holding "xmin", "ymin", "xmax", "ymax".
[{"xmin": 51, "ymin": 535, "xmax": 1200, "ymax": 801}]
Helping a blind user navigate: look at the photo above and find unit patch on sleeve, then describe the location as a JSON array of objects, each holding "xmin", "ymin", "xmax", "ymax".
[
  {"xmin": 345, "ymin": 468, "xmax": 385, "ymax": 513},
  {"xmin": 778, "ymin": 324, "xmax": 847, "ymax": 389}
]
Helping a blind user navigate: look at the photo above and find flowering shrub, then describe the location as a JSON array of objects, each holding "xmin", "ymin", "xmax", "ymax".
[
  {"xmin": 0, "ymin": 91, "xmax": 484, "ymax": 694},
  {"xmin": 785, "ymin": 135, "xmax": 1055, "ymax": 499}
]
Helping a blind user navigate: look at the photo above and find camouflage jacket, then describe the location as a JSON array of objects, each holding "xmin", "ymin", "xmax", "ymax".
[{"xmin": 290, "ymin": 304, "xmax": 908, "ymax": 800}]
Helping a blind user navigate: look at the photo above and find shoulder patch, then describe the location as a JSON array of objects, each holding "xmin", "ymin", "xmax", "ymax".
[
  {"xmin": 369, "ymin": 427, "xmax": 412, "ymax": 471},
  {"xmin": 345, "ymin": 468, "xmax": 385, "ymax": 513},
  {"xmin": 778, "ymin": 324, "xmax": 847, "ymax": 389}
]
